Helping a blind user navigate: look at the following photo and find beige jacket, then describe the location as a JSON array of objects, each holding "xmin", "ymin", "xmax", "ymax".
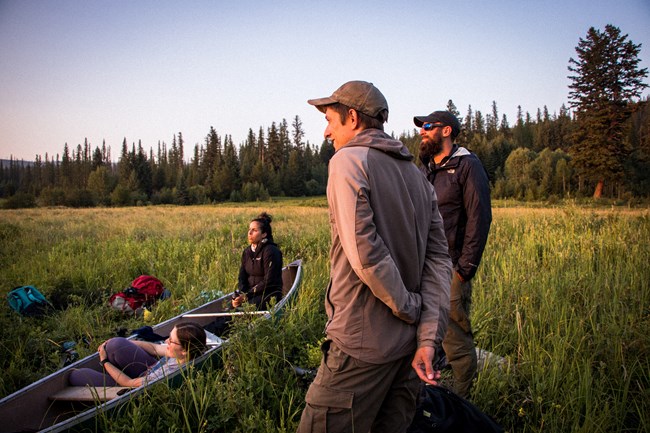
[{"xmin": 325, "ymin": 128, "xmax": 451, "ymax": 364}]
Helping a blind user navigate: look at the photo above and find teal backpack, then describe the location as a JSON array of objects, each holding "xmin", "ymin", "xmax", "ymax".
[{"xmin": 7, "ymin": 286, "xmax": 51, "ymax": 317}]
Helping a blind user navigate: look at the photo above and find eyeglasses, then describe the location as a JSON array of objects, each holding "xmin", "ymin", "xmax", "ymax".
[
  {"xmin": 422, "ymin": 123, "xmax": 445, "ymax": 131},
  {"xmin": 166, "ymin": 337, "xmax": 182, "ymax": 346}
]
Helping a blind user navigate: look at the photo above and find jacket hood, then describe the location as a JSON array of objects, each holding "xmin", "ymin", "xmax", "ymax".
[
  {"xmin": 342, "ymin": 128, "xmax": 414, "ymax": 161},
  {"xmin": 449, "ymin": 145, "xmax": 471, "ymax": 160}
]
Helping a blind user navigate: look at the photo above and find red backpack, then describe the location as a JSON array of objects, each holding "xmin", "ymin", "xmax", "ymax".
[{"xmin": 109, "ymin": 275, "xmax": 166, "ymax": 314}]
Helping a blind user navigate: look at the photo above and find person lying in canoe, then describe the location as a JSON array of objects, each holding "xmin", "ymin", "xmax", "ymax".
[
  {"xmin": 69, "ymin": 322, "xmax": 207, "ymax": 388},
  {"xmin": 232, "ymin": 211, "xmax": 284, "ymax": 310}
]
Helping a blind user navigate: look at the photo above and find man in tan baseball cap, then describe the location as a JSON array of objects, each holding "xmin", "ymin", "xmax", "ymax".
[
  {"xmin": 298, "ymin": 81, "xmax": 452, "ymax": 433},
  {"xmin": 308, "ymin": 80, "xmax": 389, "ymax": 122},
  {"xmin": 306, "ymin": 80, "xmax": 389, "ymax": 151}
]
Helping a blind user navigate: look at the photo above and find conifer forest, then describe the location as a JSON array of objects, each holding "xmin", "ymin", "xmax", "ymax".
[{"xmin": 2, "ymin": 25, "xmax": 649, "ymax": 208}]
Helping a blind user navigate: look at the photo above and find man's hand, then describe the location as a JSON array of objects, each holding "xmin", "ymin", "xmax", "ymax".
[{"xmin": 411, "ymin": 346, "xmax": 441, "ymax": 385}]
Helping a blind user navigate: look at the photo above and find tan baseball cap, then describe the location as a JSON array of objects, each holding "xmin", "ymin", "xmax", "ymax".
[{"xmin": 308, "ymin": 80, "xmax": 389, "ymax": 122}]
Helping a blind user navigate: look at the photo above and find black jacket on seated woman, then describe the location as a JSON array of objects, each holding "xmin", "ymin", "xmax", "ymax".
[
  {"xmin": 238, "ymin": 236, "xmax": 283, "ymax": 310},
  {"xmin": 207, "ymin": 213, "xmax": 283, "ymax": 338}
]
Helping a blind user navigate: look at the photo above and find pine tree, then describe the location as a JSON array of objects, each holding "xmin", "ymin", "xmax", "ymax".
[
  {"xmin": 513, "ymin": 108, "xmax": 534, "ymax": 149},
  {"xmin": 474, "ymin": 110, "xmax": 485, "ymax": 136},
  {"xmin": 486, "ymin": 101, "xmax": 499, "ymax": 140},
  {"xmin": 499, "ymin": 114, "xmax": 511, "ymax": 138},
  {"xmin": 446, "ymin": 100, "xmax": 460, "ymax": 118},
  {"xmin": 134, "ymin": 141, "xmax": 152, "ymax": 196},
  {"xmin": 239, "ymin": 128, "xmax": 258, "ymax": 183},
  {"xmin": 211, "ymin": 135, "xmax": 240, "ymax": 201},
  {"xmin": 292, "ymin": 115, "xmax": 305, "ymax": 150},
  {"xmin": 118, "ymin": 139, "xmax": 131, "ymax": 183},
  {"xmin": 568, "ymin": 24, "xmax": 648, "ymax": 198},
  {"xmin": 279, "ymin": 119, "xmax": 292, "ymax": 167},
  {"xmin": 189, "ymin": 144, "xmax": 201, "ymax": 186},
  {"xmin": 60, "ymin": 143, "xmax": 71, "ymax": 188},
  {"xmin": 462, "ymin": 105, "xmax": 474, "ymax": 143},
  {"xmin": 92, "ymin": 147, "xmax": 103, "ymax": 170},
  {"xmin": 267, "ymin": 122, "xmax": 283, "ymax": 171},
  {"xmin": 257, "ymin": 126, "xmax": 266, "ymax": 163}
]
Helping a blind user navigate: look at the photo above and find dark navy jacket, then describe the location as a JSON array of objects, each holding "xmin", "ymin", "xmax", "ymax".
[{"xmin": 420, "ymin": 145, "xmax": 492, "ymax": 281}]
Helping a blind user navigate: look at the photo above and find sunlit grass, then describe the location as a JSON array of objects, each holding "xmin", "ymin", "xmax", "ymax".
[
  {"xmin": 0, "ymin": 201, "xmax": 648, "ymax": 432},
  {"xmin": 473, "ymin": 206, "xmax": 649, "ymax": 432}
]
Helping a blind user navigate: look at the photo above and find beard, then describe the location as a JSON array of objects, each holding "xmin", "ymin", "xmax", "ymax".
[{"xmin": 419, "ymin": 132, "xmax": 444, "ymax": 162}]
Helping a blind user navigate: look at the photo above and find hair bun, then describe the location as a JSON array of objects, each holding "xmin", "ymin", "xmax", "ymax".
[{"xmin": 257, "ymin": 212, "xmax": 272, "ymax": 223}]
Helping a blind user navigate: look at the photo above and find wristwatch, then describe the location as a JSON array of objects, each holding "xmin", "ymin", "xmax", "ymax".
[{"xmin": 100, "ymin": 359, "xmax": 110, "ymax": 368}]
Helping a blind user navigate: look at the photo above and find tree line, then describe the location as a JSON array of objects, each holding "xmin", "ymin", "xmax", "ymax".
[
  {"xmin": 1, "ymin": 116, "xmax": 334, "ymax": 207},
  {"xmin": 1, "ymin": 24, "xmax": 648, "ymax": 208},
  {"xmin": 399, "ymin": 95, "xmax": 648, "ymax": 202}
]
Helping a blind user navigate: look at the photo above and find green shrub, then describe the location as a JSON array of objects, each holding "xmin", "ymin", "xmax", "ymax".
[
  {"xmin": 38, "ymin": 187, "xmax": 67, "ymax": 206},
  {"xmin": 3, "ymin": 192, "xmax": 36, "ymax": 209}
]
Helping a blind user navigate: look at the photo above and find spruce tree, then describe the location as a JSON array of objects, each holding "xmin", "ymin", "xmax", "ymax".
[
  {"xmin": 486, "ymin": 101, "xmax": 499, "ymax": 140},
  {"xmin": 267, "ymin": 122, "xmax": 283, "ymax": 171},
  {"xmin": 446, "ymin": 100, "xmax": 460, "ymax": 118},
  {"xmin": 292, "ymin": 115, "xmax": 305, "ymax": 150},
  {"xmin": 568, "ymin": 24, "xmax": 648, "ymax": 198}
]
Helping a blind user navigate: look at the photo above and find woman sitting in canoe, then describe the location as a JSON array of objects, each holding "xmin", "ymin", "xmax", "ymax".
[
  {"xmin": 205, "ymin": 212, "xmax": 283, "ymax": 337},
  {"xmin": 68, "ymin": 322, "xmax": 207, "ymax": 388},
  {"xmin": 232, "ymin": 211, "xmax": 284, "ymax": 310}
]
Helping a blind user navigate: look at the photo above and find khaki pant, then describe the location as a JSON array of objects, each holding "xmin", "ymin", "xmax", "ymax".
[
  {"xmin": 442, "ymin": 272, "xmax": 477, "ymax": 398},
  {"xmin": 297, "ymin": 340, "xmax": 420, "ymax": 433}
]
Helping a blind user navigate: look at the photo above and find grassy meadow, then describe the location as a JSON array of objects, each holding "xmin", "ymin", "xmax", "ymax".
[{"xmin": 0, "ymin": 199, "xmax": 648, "ymax": 432}]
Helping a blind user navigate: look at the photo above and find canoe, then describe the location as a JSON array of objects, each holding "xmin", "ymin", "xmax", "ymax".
[{"xmin": 0, "ymin": 260, "xmax": 303, "ymax": 433}]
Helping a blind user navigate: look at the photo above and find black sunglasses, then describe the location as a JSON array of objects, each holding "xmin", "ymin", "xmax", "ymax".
[{"xmin": 422, "ymin": 123, "xmax": 445, "ymax": 131}]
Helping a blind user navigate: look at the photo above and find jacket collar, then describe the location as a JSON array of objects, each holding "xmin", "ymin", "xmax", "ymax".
[
  {"xmin": 340, "ymin": 128, "xmax": 414, "ymax": 162},
  {"xmin": 429, "ymin": 145, "xmax": 471, "ymax": 171}
]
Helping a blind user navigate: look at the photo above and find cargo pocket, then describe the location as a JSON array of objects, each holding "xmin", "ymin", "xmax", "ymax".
[
  {"xmin": 449, "ymin": 275, "xmax": 472, "ymax": 334},
  {"xmin": 303, "ymin": 383, "xmax": 354, "ymax": 432},
  {"xmin": 449, "ymin": 298, "xmax": 471, "ymax": 333}
]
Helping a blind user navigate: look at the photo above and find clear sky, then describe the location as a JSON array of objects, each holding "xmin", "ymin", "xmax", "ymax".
[{"xmin": 1, "ymin": 0, "xmax": 649, "ymax": 161}]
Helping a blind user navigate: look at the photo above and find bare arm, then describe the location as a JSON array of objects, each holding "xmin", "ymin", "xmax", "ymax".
[
  {"xmin": 129, "ymin": 339, "xmax": 168, "ymax": 357},
  {"xmin": 98, "ymin": 341, "xmax": 151, "ymax": 387},
  {"xmin": 102, "ymin": 362, "xmax": 144, "ymax": 388}
]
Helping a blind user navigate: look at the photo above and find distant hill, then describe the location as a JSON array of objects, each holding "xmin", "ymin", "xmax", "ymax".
[{"xmin": 0, "ymin": 159, "xmax": 35, "ymax": 167}]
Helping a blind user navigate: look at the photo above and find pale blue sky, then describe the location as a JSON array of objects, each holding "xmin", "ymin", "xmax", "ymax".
[{"xmin": 1, "ymin": 0, "xmax": 649, "ymax": 161}]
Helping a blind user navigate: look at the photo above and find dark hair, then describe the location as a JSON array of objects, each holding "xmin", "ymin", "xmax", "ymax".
[
  {"xmin": 175, "ymin": 322, "xmax": 207, "ymax": 360},
  {"xmin": 251, "ymin": 212, "xmax": 274, "ymax": 243},
  {"xmin": 329, "ymin": 103, "xmax": 385, "ymax": 131}
]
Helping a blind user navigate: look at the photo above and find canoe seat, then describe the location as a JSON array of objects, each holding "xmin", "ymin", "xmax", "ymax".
[
  {"xmin": 281, "ymin": 267, "xmax": 295, "ymax": 296},
  {"xmin": 49, "ymin": 386, "xmax": 132, "ymax": 402}
]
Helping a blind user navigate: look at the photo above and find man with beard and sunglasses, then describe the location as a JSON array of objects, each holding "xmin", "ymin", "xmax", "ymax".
[{"xmin": 414, "ymin": 110, "xmax": 492, "ymax": 399}]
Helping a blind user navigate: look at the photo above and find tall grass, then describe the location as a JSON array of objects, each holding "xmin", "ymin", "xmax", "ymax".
[
  {"xmin": 473, "ymin": 207, "xmax": 649, "ymax": 432},
  {"xmin": 0, "ymin": 201, "xmax": 648, "ymax": 432},
  {"xmin": 0, "ymin": 203, "xmax": 329, "ymax": 397}
]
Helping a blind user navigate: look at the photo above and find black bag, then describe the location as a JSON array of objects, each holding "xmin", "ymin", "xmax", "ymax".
[{"xmin": 407, "ymin": 385, "xmax": 504, "ymax": 433}]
